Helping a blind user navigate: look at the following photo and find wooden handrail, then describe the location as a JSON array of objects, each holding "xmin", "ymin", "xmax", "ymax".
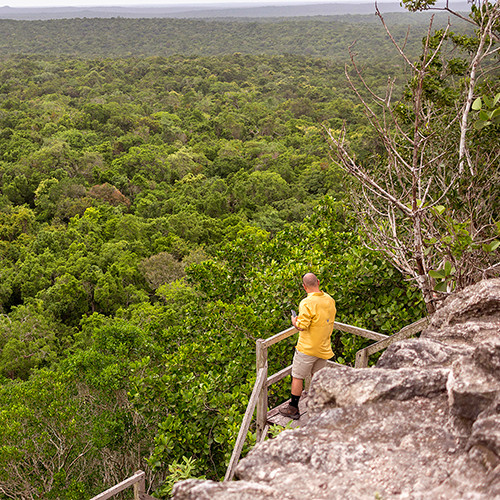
[
  {"xmin": 261, "ymin": 326, "xmax": 298, "ymax": 348},
  {"xmin": 333, "ymin": 321, "xmax": 389, "ymax": 341},
  {"xmin": 267, "ymin": 365, "xmax": 292, "ymax": 387},
  {"xmin": 90, "ymin": 470, "xmax": 155, "ymax": 500},
  {"xmin": 224, "ymin": 367, "xmax": 268, "ymax": 482}
]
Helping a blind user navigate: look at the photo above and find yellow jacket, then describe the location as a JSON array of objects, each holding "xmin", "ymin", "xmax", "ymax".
[{"xmin": 295, "ymin": 291, "xmax": 336, "ymax": 359}]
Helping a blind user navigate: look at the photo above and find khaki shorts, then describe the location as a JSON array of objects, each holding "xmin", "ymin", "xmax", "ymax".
[{"xmin": 291, "ymin": 349, "xmax": 327, "ymax": 380}]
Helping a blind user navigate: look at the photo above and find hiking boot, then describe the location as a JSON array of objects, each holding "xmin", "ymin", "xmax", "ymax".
[{"xmin": 279, "ymin": 403, "xmax": 300, "ymax": 420}]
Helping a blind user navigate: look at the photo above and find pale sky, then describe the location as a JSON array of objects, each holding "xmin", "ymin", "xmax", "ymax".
[{"xmin": 4, "ymin": 0, "xmax": 374, "ymax": 7}]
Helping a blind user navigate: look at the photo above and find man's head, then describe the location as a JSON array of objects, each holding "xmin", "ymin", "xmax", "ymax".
[{"xmin": 302, "ymin": 272, "xmax": 320, "ymax": 293}]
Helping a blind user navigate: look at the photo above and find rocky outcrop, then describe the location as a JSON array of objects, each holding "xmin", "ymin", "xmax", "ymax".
[{"xmin": 173, "ymin": 279, "xmax": 500, "ymax": 499}]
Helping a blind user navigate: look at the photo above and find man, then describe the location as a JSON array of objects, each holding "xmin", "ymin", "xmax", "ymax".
[{"xmin": 279, "ymin": 272, "xmax": 336, "ymax": 419}]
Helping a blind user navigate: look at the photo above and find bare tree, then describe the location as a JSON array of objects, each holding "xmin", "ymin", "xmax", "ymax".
[{"xmin": 326, "ymin": 0, "xmax": 500, "ymax": 313}]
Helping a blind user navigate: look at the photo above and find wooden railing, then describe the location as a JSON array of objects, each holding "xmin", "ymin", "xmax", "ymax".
[
  {"xmin": 223, "ymin": 367, "xmax": 267, "ymax": 482},
  {"xmin": 90, "ymin": 470, "xmax": 155, "ymax": 500},
  {"xmin": 224, "ymin": 317, "xmax": 429, "ymax": 481}
]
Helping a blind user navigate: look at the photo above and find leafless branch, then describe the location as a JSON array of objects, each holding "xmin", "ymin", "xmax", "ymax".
[{"xmin": 375, "ymin": 2, "xmax": 418, "ymax": 69}]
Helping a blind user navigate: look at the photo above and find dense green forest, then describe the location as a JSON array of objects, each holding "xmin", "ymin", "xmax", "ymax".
[
  {"xmin": 0, "ymin": 13, "xmax": 468, "ymax": 59},
  {"xmin": 0, "ymin": 52, "xmax": 425, "ymax": 497},
  {"xmin": 0, "ymin": 4, "xmax": 497, "ymax": 498}
]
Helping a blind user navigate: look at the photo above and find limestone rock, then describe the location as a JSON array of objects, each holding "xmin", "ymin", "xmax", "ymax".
[
  {"xmin": 233, "ymin": 397, "xmax": 500, "ymax": 499},
  {"xmin": 171, "ymin": 479, "xmax": 293, "ymax": 499},
  {"xmin": 429, "ymin": 279, "xmax": 500, "ymax": 326},
  {"xmin": 422, "ymin": 279, "xmax": 500, "ymax": 346},
  {"xmin": 474, "ymin": 339, "xmax": 500, "ymax": 374},
  {"xmin": 377, "ymin": 338, "xmax": 472, "ymax": 369},
  {"xmin": 447, "ymin": 353, "xmax": 499, "ymax": 422},
  {"xmin": 172, "ymin": 279, "xmax": 500, "ymax": 499},
  {"xmin": 470, "ymin": 414, "xmax": 500, "ymax": 464},
  {"xmin": 235, "ymin": 397, "xmax": 461, "ymax": 499},
  {"xmin": 307, "ymin": 364, "xmax": 448, "ymax": 415}
]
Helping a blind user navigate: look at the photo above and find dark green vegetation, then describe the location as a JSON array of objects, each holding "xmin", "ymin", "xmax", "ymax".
[
  {"xmin": 0, "ymin": 51, "xmax": 426, "ymax": 498},
  {"xmin": 0, "ymin": 13, "xmax": 468, "ymax": 60}
]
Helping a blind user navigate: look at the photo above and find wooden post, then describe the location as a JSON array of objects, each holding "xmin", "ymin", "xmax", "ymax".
[
  {"xmin": 255, "ymin": 339, "xmax": 268, "ymax": 442},
  {"xmin": 355, "ymin": 348, "xmax": 368, "ymax": 368},
  {"xmin": 133, "ymin": 475, "xmax": 146, "ymax": 500}
]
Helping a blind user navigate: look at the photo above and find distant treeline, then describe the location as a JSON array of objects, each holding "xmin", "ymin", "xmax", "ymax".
[
  {"xmin": 0, "ymin": 13, "xmax": 469, "ymax": 60},
  {"xmin": 0, "ymin": 2, "xmax": 470, "ymax": 20}
]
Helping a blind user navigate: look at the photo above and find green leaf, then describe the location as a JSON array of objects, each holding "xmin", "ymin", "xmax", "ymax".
[
  {"xmin": 493, "ymin": 93, "xmax": 500, "ymax": 107},
  {"xmin": 483, "ymin": 240, "xmax": 500, "ymax": 252},
  {"xmin": 444, "ymin": 261, "xmax": 453, "ymax": 276},
  {"xmin": 435, "ymin": 280, "xmax": 448, "ymax": 292},
  {"xmin": 474, "ymin": 120, "xmax": 491, "ymax": 131},
  {"xmin": 479, "ymin": 109, "xmax": 489, "ymax": 121},
  {"xmin": 431, "ymin": 205, "xmax": 446, "ymax": 216},
  {"xmin": 429, "ymin": 269, "xmax": 445, "ymax": 279},
  {"xmin": 491, "ymin": 107, "xmax": 500, "ymax": 120},
  {"xmin": 471, "ymin": 97, "xmax": 482, "ymax": 110}
]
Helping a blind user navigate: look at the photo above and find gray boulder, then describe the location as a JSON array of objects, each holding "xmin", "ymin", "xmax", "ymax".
[
  {"xmin": 447, "ymin": 347, "xmax": 499, "ymax": 422},
  {"xmin": 422, "ymin": 278, "xmax": 500, "ymax": 346},
  {"xmin": 307, "ymin": 365, "xmax": 448, "ymax": 414},
  {"xmin": 172, "ymin": 479, "xmax": 294, "ymax": 499},
  {"xmin": 377, "ymin": 337, "xmax": 472, "ymax": 369}
]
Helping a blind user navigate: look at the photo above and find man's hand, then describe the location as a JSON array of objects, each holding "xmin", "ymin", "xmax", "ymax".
[{"xmin": 291, "ymin": 316, "xmax": 303, "ymax": 330}]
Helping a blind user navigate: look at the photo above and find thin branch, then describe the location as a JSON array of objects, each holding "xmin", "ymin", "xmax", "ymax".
[
  {"xmin": 375, "ymin": 2, "xmax": 417, "ymax": 69},
  {"xmin": 66, "ymin": 442, "xmax": 93, "ymax": 473},
  {"xmin": 326, "ymin": 128, "xmax": 413, "ymax": 215}
]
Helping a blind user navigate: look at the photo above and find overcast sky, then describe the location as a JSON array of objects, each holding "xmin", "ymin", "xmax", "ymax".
[{"xmin": 4, "ymin": 0, "xmax": 376, "ymax": 7}]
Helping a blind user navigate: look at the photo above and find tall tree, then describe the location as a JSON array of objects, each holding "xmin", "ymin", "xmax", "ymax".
[{"xmin": 326, "ymin": 0, "xmax": 500, "ymax": 312}]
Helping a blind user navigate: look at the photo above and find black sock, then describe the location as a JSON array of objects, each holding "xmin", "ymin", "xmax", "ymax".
[{"xmin": 290, "ymin": 394, "xmax": 300, "ymax": 408}]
